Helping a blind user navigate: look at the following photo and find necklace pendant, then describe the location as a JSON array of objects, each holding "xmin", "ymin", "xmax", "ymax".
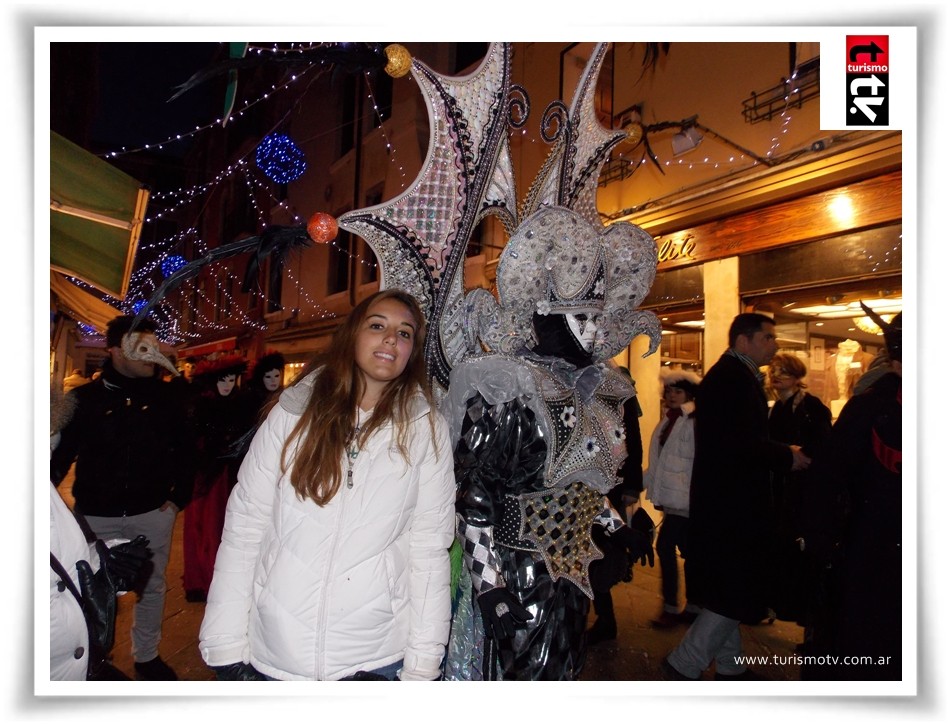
[{"xmin": 346, "ymin": 468, "xmax": 353, "ymax": 489}]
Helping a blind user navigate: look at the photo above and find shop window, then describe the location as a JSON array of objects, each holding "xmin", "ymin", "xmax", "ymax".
[
  {"xmin": 660, "ymin": 329, "xmax": 703, "ymax": 371},
  {"xmin": 740, "ymin": 223, "xmax": 902, "ymax": 294},
  {"xmin": 643, "ymin": 264, "xmax": 704, "ymax": 309}
]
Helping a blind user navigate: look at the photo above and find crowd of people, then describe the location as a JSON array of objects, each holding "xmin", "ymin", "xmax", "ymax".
[{"xmin": 49, "ymin": 302, "xmax": 903, "ymax": 682}]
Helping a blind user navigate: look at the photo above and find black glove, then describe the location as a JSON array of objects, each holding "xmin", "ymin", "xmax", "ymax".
[
  {"xmin": 477, "ymin": 587, "xmax": 532, "ymax": 641},
  {"xmin": 212, "ymin": 662, "xmax": 265, "ymax": 681},
  {"xmin": 610, "ymin": 524, "xmax": 655, "ymax": 568},
  {"xmin": 75, "ymin": 552, "xmax": 117, "ymax": 659},
  {"xmin": 105, "ymin": 535, "xmax": 152, "ymax": 592}
]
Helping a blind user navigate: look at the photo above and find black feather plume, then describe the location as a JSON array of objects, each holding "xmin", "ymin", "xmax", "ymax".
[{"xmin": 130, "ymin": 225, "xmax": 312, "ymax": 331}]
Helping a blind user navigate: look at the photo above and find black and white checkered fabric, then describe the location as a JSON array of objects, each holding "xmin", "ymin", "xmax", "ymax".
[{"xmin": 458, "ymin": 516, "xmax": 504, "ymax": 595}]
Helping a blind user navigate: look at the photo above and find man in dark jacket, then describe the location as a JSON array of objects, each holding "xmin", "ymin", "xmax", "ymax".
[
  {"xmin": 51, "ymin": 315, "xmax": 195, "ymax": 680},
  {"xmin": 663, "ymin": 313, "xmax": 810, "ymax": 680},
  {"xmin": 800, "ymin": 311, "xmax": 902, "ymax": 681}
]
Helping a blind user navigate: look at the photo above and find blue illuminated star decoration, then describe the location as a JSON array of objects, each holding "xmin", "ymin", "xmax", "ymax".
[
  {"xmin": 255, "ymin": 133, "xmax": 307, "ymax": 184},
  {"xmin": 161, "ymin": 254, "xmax": 188, "ymax": 278}
]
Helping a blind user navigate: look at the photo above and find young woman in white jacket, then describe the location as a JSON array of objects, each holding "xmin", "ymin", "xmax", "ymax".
[
  {"xmin": 199, "ymin": 290, "xmax": 456, "ymax": 681},
  {"xmin": 643, "ymin": 369, "xmax": 701, "ymax": 629}
]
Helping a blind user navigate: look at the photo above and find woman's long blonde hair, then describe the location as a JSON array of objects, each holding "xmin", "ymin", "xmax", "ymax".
[{"xmin": 280, "ymin": 289, "xmax": 435, "ymax": 506}]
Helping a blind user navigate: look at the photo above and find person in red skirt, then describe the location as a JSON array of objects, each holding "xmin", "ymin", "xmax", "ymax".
[{"xmin": 183, "ymin": 355, "xmax": 254, "ymax": 602}]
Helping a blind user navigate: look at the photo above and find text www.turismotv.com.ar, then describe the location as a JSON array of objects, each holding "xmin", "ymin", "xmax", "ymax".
[{"xmin": 734, "ymin": 654, "xmax": 895, "ymax": 668}]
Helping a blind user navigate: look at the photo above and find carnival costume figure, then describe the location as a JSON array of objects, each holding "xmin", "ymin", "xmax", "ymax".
[
  {"xmin": 442, "ymin": 207, "xmax": 660, "ymax": 679},
  {"xmin": 183, "ymin": 355, "xmax": 254, "ymax": 602}
]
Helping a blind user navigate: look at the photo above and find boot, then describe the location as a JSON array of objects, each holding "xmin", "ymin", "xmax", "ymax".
[{"xmin": 585, "ymin": 615, "xmax": 617, "ymax": 645}]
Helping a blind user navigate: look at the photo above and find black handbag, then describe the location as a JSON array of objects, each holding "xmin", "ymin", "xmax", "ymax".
[{"xmin": 50, "ymin": 541, "xmax": 118, "ymax": 680}]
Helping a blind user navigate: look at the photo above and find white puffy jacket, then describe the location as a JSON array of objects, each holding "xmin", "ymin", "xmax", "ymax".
[
  {"xmin": 643, "ymin": 402, "xmax": 696, "ymax": 515},
  {"xmin": 50, "ymin": 482, "xmax": 96, "ymax": 681},
  {"xmin": 199, "ymin": 374, "xmax": 456, "ymax": 681}
]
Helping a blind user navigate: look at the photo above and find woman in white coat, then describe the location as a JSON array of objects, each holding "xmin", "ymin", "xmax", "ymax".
[
  {"xmin": 199, "ymin": 290, "xmax": 456, "ymax": 681},
  {"xmin": 644, "ymin": 368, "xmax": 702, "ymax": 629}
]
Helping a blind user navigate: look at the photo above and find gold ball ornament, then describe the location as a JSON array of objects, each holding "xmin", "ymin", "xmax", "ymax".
[
  {"xmin": 307, "ymin": 212, "xmax": 339, "ymax": 243},
  {"xmin": 384, "ymin": 44, "xmax": 412, "ymax": 78},
  {"xmin": 623, "ymin": 122, "xmax": 644, "ymax": 147}
]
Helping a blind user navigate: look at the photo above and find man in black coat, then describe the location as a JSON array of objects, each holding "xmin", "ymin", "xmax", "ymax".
[
  {"xmin": 51, "ymin": 315, "xmax": 195, "ymax": 680},
  {"xmin": 800, "ymin": 312, "xmax": 902, "ymax": 681},
  {"xmin": 664, "ymin": 313, "xmax": 810, "ymax": 680}
]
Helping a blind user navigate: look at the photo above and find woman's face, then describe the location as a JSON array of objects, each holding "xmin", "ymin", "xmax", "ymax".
[
  {"xmin": 262, "ymin": 368, "xmax": 282, "ymax": 392},
  {"xmin": 354, "ymin": 297, "xmax": 417, "ymax": 396},
  {"xmin": 768, "ymin": 365, "xmax": 801, "ymax": 395},
  {"xmin": 217, "ymin": 373, "xmax": 237, "ymax": 397},
  {"xmin": 663, "ymin": 385, "xmax": 689, "ymax": 410}
]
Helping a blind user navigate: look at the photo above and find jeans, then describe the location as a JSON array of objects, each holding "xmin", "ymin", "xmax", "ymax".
[
  {"xmin": 83, "ymin": 506, "xmax": 177, "ymax": 663},
  {"xmin": 666, "ymin": 608, "xmax": 747, "ymax": 678},
  {"xmin": 656, "ymin": 512, "xmax": 690, "ymax": 611},
  {"xmin": 258, "ymin": 660, "xmax": 406, "ymax": 681},
  {"xmin": 364, "ymin": 659, "xmax": 403, "ymax": 680}
]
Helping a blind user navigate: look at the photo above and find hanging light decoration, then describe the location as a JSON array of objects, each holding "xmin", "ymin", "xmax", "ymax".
[
  {"xmin": 307, "ymin": 211, "xmax": 339, "ymax": 243},
  {"xmin": 383, "ymin": 44, "xmax": 412, "ymax": 78},
  {"xmin": 131, "ymin": 299, "xmax": 147, "ymax": 315},
  {"xmin": 854, "ymin": 313, "xmax": 893, "ymax": 335},
  {"xmin": 160, "ymin": 254, "xmax": 187, "ymax": 278},
  {"xmin": 255, "ymin": 133, "xmax": 307, "ymax": 184}
]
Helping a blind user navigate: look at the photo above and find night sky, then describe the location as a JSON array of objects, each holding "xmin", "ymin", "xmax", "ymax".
[{"xmin": 90, "ymin": 42, "xmax": 221, "ymax": 157}]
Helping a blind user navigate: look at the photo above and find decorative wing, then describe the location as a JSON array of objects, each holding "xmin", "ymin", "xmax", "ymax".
[
  {"xmin": 337, "ymin": 43, "xmax": 518, "ymax": 397},
  {"xmin": 520, "ymin": 43, "xmax": 628, "ymax": 225}
]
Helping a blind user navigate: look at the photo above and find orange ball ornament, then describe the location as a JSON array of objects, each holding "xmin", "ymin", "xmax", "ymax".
[{"xmin": 307, "ymin": 212, "xmax": 339, "ymax": 243}]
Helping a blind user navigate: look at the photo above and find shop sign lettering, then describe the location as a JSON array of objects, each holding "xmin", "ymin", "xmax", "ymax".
[{"xmin": 656, "ymin": 234, "xmax": 697, "ymax": 263}]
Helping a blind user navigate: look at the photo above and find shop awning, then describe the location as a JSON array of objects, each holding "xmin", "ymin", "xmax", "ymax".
[
  {"xmin": 49, "ymin": 130, "xmax": 150, "ymax": 300},
  {"xmin": 50, "ymin": 271, "xmax": 122, "ymax": 334}
]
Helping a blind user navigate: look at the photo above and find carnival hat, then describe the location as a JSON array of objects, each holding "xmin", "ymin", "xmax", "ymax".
[
  {"xmin": 660, "ymin": 367, "xmax": 701, "ymax": 398},
  {"xmin": 193, "ymin": 354, "xmax": 248, "ymax": 381},
  {"xmin": 467, "ymin": 206, "xmax": 661, "ymax": 362}
]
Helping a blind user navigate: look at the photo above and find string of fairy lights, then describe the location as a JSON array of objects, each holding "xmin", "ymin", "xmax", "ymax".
[
  {"xmin": 70, "ymin": 43, "xmax": 812, "ymax": 348},
  {"xmin": 94, "ymin": 46, "xmax": 363, "ymax": 341},
  {"xmin": 101, "ymin": 44, "xmax": 327, "ymax": 159},
  {"xmin": 363, "ymin": 71, "xmax": 410, "ymax": 186},
  {"xmin": 599, "ymin": 64, "xmax": 805, "ymax": 177}
]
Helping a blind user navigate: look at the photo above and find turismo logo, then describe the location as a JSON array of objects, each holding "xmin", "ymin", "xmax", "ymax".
[{"xmin": 846, "ymin": 35, "xmax": 889, "ymax": 126}]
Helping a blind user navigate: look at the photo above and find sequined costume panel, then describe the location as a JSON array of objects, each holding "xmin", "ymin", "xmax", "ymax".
[
  {"xmin": 450, "ymin": 391, "xmax": 591, "ymax": 679},
  {"xmin": 494, "ymin": 547, "xmax": 590, "ymax": 680},
  {"xmin": 446, "ymin": 355, "xmax": 632, "ymax": 679}
]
